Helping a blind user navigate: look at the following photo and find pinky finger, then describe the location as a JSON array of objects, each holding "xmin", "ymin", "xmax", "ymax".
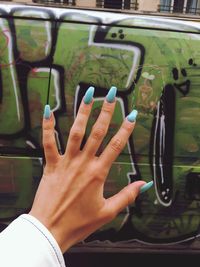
[{"xmin": 43, "ymin": 105, "xmax": 59, "ymax": 165}]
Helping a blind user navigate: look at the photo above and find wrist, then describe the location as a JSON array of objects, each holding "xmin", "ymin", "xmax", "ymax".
[{"xmin": 28, "ymin": 210, "xmax": 75, "ymax": 253}]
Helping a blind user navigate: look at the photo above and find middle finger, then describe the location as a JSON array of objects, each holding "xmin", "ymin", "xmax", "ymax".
[{"xmin": 83, "ymin": 86, "xmax": 117, "ymax": 157}]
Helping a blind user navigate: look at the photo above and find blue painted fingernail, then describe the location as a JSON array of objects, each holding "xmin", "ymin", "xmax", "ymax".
[
  {"xmin": 44, "ymin": 104, "xmax": 51, "ymax": 119},
  {"xmin": 127, "ymin": 109, "xmax": 138, "ymax": 122},
  {"xmin": 83, "ymin": 86, "xmax": 95, "ymax": 104},
  {"xmin": 140, "ymin": 181, "xmax": 154, "ymax": 194},
  {"xmin": 106, "ymin": 86, "xmax": 117, "ymax": 103}
]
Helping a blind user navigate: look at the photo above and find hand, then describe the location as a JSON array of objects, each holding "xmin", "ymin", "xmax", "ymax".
[{"xmin": 29, "ymin": 86, "xmax": 146, "ymax": 253}]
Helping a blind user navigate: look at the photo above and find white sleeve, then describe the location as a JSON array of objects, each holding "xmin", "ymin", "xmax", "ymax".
[{"xmin": 0, "ymin": 214, "xmax": 66, "ymax": 267}]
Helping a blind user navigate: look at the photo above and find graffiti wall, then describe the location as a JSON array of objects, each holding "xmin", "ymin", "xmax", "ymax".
[{"xmin": 0, "ymin": 3, "xmax": 200, "ymax": 252}]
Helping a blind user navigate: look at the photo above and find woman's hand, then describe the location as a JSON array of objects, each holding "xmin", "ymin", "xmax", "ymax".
[{"xmin": 29, "ymin": 86, "xmax": 146, "ymax": 253}]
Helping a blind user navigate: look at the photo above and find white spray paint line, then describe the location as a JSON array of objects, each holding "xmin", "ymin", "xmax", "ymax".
[
  {"xmin": 19, "ymin": 10, "xmax": 52, "ymax": 56},
  {"xmin": 153, "ymin": 101, "xmax": 172, "ymax": 207},
  {"xmin": 88, "ymin": 25, "xmax": 141, "ymax": 88},
  {"xmin": 160, "ymin": 114, "xmax": 165, "ymax": 184},
  {"xmin": 0, "ymin": 19, "xmax": 21, "ymax": 121},
  {"xmin": 2, "ymin": 3, "xmax": 200, "ymax": 30},
  {"xmin": 35, "ymin": 67, "xmax": 61, "ymax": 111}
]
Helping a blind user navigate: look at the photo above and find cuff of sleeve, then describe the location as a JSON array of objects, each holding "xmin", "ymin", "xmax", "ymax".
[
  {"xmin": 20, "ymin": 214, "xmax": 66, "ymax": 267},
  {"xmin": 0, "ymin": 214, "xmax": 66, "ymax": 267}
]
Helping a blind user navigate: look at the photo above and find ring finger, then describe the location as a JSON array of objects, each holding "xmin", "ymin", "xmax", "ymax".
[{"xmin": 99, "ymin": 109, "xmax": 138, "ymax": 171}]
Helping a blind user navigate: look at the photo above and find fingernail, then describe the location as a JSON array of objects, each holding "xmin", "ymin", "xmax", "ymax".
[
  {"xmin": 44, "ymin": 104, "xmax": 51, "ymax": 119},
  {"xmin": 140, "ymin": 181, "xmax": 154, "ymax": 194},
  {"xmin": 127, "ymin": 109, "xmax": 138, "ymax": 122},
  {"xmin": 106, "ymin": 86, "xmax": 117, "ymax": 103},
  {"xmin": 83, "ymin": 86, "xmax": 95, "ymax": 104}
]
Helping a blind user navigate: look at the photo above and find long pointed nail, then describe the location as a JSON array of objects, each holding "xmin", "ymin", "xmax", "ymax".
[
  {"xmin": 44, "ymin": 104, "xmax": 51, "ymax": 119},
  {"xmin": 127, "ymin": 109, "xmax": 138, "ymax": 122},
  {"xmin": 106, "ymin": 86, "xmax": 117, "ymax": 103},
  {"xmin": 140, "ymin": 181, "xmax": 154, "ymax": 194},
  {"xmin": 83, "ymin": 86, "xmax": 95, "ymax": 104}
]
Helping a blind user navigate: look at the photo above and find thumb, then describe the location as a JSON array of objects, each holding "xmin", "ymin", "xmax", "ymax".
[{"xmin": 105, "ymin": 181, "xmax": 146, "ymax": 219}]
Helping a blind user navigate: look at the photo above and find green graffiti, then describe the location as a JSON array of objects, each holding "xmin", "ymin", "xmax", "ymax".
[{"xmin": 0, "ymin": 5, "xmax": 200, "ymax": 247}]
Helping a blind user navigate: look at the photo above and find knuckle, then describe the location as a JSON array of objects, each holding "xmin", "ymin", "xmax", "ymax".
[
  {"xmin": 94, "ymin": 175, "xmax": 104, "ymax": 183},
  {"xmin": 92, "ymin": 165, "xmax": 107, "ymax": 182},
  {"xmin": 84, "ymin": 165, "xmax": 104, "ymax": 183},
  {"xmin": 70, "ymin": 127, "xmax": 83, "ymax": 141},
  {"xmin": 122, "ymin": 186, "xmax": 134, "ymax": 205},
  {"xmin": 43, "ymin": 138, "xmax": 53, "ymax": 150},
  {"xmin": 110, "ymin": 138, "xmax": 123, "ymax": 152},
  {"xmin": 102, "ymin": 103, "xmax": 113, "ymax": 114},
  {"xmin": 43, "ymin": 123, "xmax": 52, "ymax": 132},
  {"xmin": 43, "ymin": 118, "xmax": 54, "ymax": 130},
  {"xmin": 92, "ymin": 126, "xmax": 106, "ymax": 140},
  {"xmin": 93, "ymin": 170, "xmax": 104, "ymax": 182},
  {"xmin": 79, "ymin": 105, "xmax": 90, "ymax": 115},
  {"xmin": 122, "ymin": 121, "xmax": 134, "ymax": 132}
]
